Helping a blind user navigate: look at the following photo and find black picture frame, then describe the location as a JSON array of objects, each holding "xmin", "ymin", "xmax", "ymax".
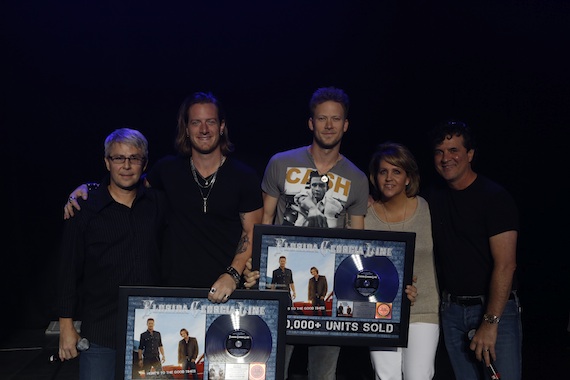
[
  {"xmin": 252, "ymin": 224, "xmax": 415, "ymax": 347},
  {"xmin": 116, "ymin": 287, "xmax": 289, "ymax": 380}
]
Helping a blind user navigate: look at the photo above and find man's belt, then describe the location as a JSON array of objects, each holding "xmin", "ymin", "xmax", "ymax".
[{"xmin": 444, "ymin": 291, "xmax": 516, "ymax": 306}]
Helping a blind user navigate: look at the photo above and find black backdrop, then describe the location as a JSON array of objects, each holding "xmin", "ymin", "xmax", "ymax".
[{"xmin": 2, "ymin": 1, "xmax": 568, "ymax": 348}]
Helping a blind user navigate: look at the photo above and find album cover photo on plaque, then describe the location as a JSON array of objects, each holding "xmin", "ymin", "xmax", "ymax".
[
  {"xmin": 252, "ymin": 224, "xmax": 415, "ymax": 346},
  {"xmin": 116, "ymin": 287, "xmax": 288, "ymax": 380}
]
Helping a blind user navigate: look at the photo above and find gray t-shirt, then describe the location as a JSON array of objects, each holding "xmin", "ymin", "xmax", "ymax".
[{"xmin": 262, "ymin": 146, "xmax": 368, "ymax": 228}]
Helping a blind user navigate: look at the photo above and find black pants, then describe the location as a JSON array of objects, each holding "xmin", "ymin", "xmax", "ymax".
[
  {"xmin": 312, "ymin": 297, "xmax": 326, "ymax": 316},
  {"xmin": 182, "ymin": 359, "xmax": 198, "ymax": 379},
  {"xmin": 143, "ymin": 357, "xmax": 162, "ymax": 374}
]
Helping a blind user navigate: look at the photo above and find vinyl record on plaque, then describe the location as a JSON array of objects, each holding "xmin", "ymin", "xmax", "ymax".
[
  {"xmin": 205, "ymin": 315, "xmax": 272, "ymax": 363},
  {"xmin": 334, "ymin": 255, "xmax": 399, "ymax": 302}
]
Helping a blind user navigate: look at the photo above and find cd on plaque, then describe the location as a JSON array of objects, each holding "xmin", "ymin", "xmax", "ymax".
[
  {"xmin": 334, "ymin": 255, "xmax": 399, "ymax": 302},
  {"xmin": 205, "ymin": 315, "xmax": 272, "ymax": 363}
]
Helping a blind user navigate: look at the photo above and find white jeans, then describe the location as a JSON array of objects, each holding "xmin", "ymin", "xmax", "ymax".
[{"xmin": 370, "ymin": 322, "xmax": 440, "ymax": 380}]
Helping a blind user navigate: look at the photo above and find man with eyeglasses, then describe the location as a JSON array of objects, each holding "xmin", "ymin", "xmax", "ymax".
[
  {"xmin": 57, "ymin": 128, "xmax": 166, "ymax": 380},
  {"xmin": 63, "ymin": 92, "xmax": 263, "ymax": 304}
]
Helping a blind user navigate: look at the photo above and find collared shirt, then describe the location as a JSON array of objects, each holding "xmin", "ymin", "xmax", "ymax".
[
  {"xmin": 57, "ymin": 176, "xmax": 167, "ymax": 348},
  {"xmin": 139, "ymin": 330, "xmax": 163, "ymax": 359},
  {"xmin": 271, "ymin": 267, "xmax": 294, "ymax": 291}
]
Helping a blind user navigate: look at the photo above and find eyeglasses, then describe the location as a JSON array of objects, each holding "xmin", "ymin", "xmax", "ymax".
[{"xmin": 107, "ymin": 155, "xmax": 146, "ymax": 165}]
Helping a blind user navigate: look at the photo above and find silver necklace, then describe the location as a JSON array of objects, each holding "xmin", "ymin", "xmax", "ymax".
[
  {"xmin": 190, "ymin": 157, "xmax": 223, "ymax": 213},
  {"xmin": 379, "ymin": 199, "xmax": 407, "ymax": 231}
]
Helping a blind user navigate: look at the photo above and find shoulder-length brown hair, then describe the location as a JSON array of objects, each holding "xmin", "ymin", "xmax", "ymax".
[
  {"xmin": 174, "ymin": 92, "xmax": 235, "ymax": 157},
  {"xmin": 368, "ymin": 142, "xmax": 420, "ymax": 200}
]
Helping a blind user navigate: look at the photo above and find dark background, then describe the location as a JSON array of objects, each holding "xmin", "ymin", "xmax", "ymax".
[{"xmin": 2, "ymin": 1, "xmax": 569, "ymax": 377}]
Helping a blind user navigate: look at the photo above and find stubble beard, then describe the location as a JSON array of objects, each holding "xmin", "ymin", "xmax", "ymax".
[
  {"xmin": 191, "ymin": 137, "xmax": 220, "ymax": 155},
  {"xmin": 314, "ymin": 133, "xmax": 341, "ymax": 151}
]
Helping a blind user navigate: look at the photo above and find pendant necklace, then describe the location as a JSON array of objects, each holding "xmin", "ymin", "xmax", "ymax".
[
  {"xmin": 190, "ymin": 156, "xmax": 224, "ymax": 213},
  {"xmin": 380, "ymin": 199, "xmax": 407, "ymax": 231}
]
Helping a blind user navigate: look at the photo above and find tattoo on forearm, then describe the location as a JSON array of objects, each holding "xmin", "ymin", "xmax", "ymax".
[{"xmin": 236, "ymin": 234, "xmax": 249, "ymax": 254}]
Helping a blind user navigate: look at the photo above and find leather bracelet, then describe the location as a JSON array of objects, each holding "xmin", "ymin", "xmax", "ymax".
[{"xmin": 225, "ymin": 266, "xmax": 241, "ymax": 287}]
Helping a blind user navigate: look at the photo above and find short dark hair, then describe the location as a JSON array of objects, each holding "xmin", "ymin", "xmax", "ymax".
[
  {"xmin": 429, "ymin": 120, "xmax": 476, "ymax": 152},
  {"xmin": 309, "ymin": 87, "xmax": 350, "ymax": 118},
  {"xmin": 308, "ymin": 170, "xmax": 321, "ymax": 181}
]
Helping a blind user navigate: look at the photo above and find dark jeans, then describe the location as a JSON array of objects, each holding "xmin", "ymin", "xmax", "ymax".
[
  {"xmin": 143, "ymin": 356, "xmax": 163, "ymax": 375},
  {"xmin": 182, "ymin": 359, "xmax": 198, "ymax": 379},
  {"xmin": 441, "ymin": 293, "xmax": 522, "ymax": 380},
  {"xmin": 312, "ymin": 297, "xmax": 326, "ymax": 316},
  {"xmin": 79, "ymin": 342, "xmax": 115, "ymax": 380}
]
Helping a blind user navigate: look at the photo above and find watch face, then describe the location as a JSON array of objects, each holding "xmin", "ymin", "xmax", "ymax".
[{"xmin": 484, "ymin": 314, "xmax": 500, "ymax": 324}]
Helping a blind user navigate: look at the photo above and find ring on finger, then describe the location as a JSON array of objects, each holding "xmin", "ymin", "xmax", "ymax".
[
  {"xmin": 209, "ymin": 288, "xmax": 216, "ymax": 294},
  {"xmin": 224, "ymin": 294, "xmax": 229, "ymax": 300}
]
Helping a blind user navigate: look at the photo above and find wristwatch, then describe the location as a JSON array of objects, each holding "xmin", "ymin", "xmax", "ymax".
[{"xmin": 483, "ymin": 313, "xmax": 500, "ymax": 324}]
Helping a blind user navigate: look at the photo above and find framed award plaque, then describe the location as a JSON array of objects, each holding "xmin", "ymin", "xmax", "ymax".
[
  {"xmin": 116, "ymin": 287, "xmax": 288, "ymax": 380},
  {"xmin": 252, "ymin": 224, "xmax": 415, "ymax": 347}
]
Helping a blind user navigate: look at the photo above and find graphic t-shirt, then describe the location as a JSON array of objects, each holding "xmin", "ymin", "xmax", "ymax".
[{"xmin": 262, "ymin": 146, "xmax": 368, "ymax": 228}]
